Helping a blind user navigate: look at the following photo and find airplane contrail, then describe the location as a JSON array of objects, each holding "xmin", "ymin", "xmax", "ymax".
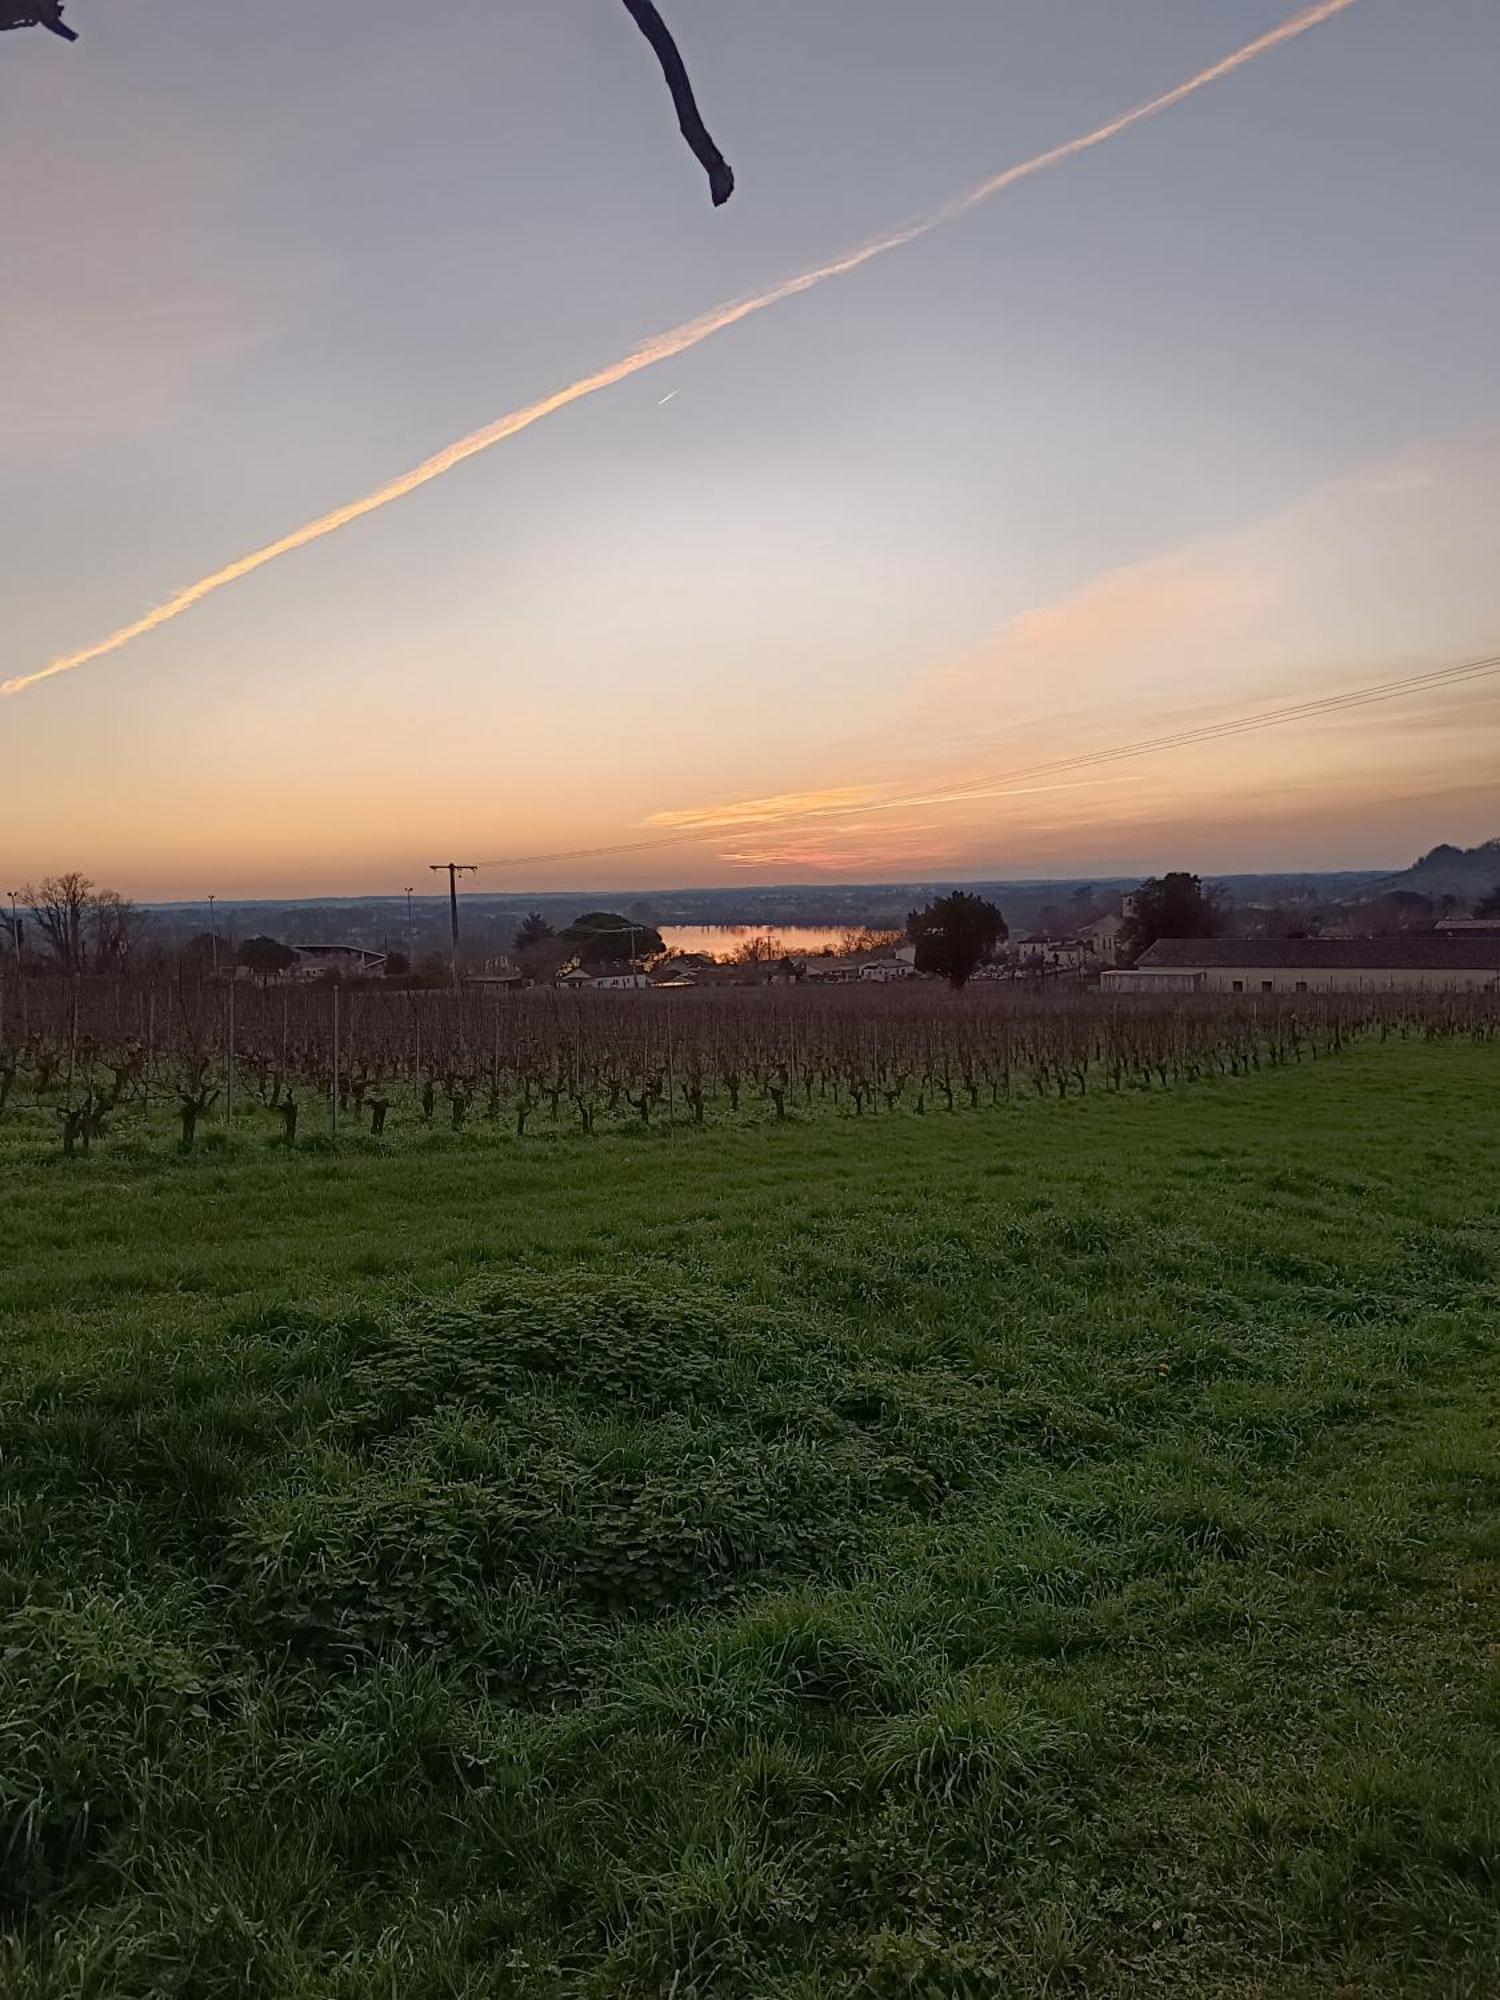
[{"xmin": 2, "ymin": 0, "xmax": 1363, "ymax": 701}]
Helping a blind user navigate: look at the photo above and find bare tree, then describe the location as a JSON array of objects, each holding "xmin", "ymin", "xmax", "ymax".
[
  {"xmin": 21, "ymin": 875, "xmax": 149, "ymax": 974},
  {"xmin": 24, "ymin": 872, "xmax": 93, "ymax": 975},
  {"xmin": 620, "ymin": 0, "xmax": 733, "ymax": 205},
  {"xmin": 7, "ymin": 3, "xmax": 732, "ymax": 201},
  {"xmin": 89, "ymin": 888, "xmax": 148, "ymax": 971}
]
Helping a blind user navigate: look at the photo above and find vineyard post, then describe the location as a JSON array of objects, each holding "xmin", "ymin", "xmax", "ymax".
[
  {"xmin": 331, "ymin": 985, "xmax": 340, "ymax": 1144},
  {"xmin": 225, "ymin": 978, "xmax": 236, "ymax": 1130},
  {"xmin": 666, "ymin": 1013, "xmax": 674, "ymax": 1125},
  {"xmin": 145, "ymin": 990, "xmax": 154, "ymax": 1118},
  {"xmin": 8, "ymin": 889, "xmax": 27, "ymax": 1040}
]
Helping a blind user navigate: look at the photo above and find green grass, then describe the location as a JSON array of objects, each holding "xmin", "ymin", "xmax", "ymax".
[{"xmin": 1, "ymin": 1040, "xmax": 1498, "ymax": 1996}]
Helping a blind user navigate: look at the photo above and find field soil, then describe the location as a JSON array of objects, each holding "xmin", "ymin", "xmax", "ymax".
[{"xmin": 1, "ymin": 1040, "xmax": 1497, "ymax": 1996}]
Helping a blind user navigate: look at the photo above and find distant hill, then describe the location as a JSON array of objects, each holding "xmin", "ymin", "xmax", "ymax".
[
  {"xmin": 1368, "ymin": 839, "xmax": 1500, "ymax": 906},
  {"xmin": 141, "ymin": 870, "xmax": 1391, "ymax": 956}
]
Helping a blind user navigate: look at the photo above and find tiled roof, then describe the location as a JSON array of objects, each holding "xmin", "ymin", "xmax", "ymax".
[{"xmin": 1138, "ymin": 936, "xmax": 1500, "ymax": 971}]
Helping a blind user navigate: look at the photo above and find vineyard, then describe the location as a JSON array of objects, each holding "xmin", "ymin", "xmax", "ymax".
[{"xmin": 2, "ymin": 975, "xmax": 1498, "ymax": 1155}]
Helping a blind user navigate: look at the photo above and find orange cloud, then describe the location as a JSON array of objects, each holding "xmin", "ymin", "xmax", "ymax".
[{"xmin": 645, "ymin": 785, "xmax": 884, "ymax": 832}]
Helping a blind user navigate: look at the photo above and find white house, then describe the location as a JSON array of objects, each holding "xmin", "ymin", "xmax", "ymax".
[{"xmin": 582, "ymin": 961, "xmax": 651, "ymax": 990}]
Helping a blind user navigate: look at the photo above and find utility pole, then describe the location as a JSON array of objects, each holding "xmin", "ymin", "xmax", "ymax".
[
  {"xmin": 603, "ymin": 919, "xmax": 651, "ymax": 965},
  {"xmin": 404, "ymin": 886, "xmax": 415, "ymax": 960},
  {"xmin": 207, "ymin": 893, "xmax": 218, "ymax": 978},
  {"xmin": 429, "ymin": 863, "xmax": 478, "ymax": 991}
]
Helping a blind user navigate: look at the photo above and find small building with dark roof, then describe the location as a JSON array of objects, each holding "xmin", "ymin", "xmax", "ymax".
[
  {"xmin": 1104, "ymin": 936, "xmax": 1500, "ymax": 994},
  {"xmin": 289, "ymin": 944, "xmax": 387, "ymax": 979}
]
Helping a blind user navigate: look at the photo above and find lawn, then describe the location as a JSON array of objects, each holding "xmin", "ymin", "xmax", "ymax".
[{"xmin": 1, "ymin": 1039, "xmax": 1497, "ymax": 1996}]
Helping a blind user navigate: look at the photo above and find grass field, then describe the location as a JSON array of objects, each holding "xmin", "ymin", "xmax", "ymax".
[{"xmin": 2, "ymin": 1039, "xmax": 1498, "ymax": 1996}]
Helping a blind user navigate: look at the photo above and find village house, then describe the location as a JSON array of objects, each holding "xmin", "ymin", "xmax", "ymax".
[
  {"xmin": 1012, "ymin": 935, "xmax": 1092, "ymax": 976},
  {"xmin": 464, "ymin": 959, "xmax": 524, "ymax": 990},
  {"xmin": 581, "ymin": 962, "xmax": 651, "ymax": 990},
  {"xmin": 800, "ymin": 954, "xmax": 862, "ymax": 983},
  {"xmin": 1104, "ymin": 936, "xmax": 1500, "ymax": 993},
  {"xmin": 1081, "ymin": 910, "xmax": 1128, "ymax": 962},
  {"xmin": 288, "ymin": 944, "xmax": 387, "ymax": 979}
]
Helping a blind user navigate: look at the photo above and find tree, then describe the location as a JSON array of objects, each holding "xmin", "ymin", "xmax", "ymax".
[
  {"xmin": 516, "ymin": 935, "xmax": 569, "ymax": 985},
  {"xmin": 1356, "ymin": 890, "xmax": 1435, "ymax": 938},
  {"xmin": 237, "ymin": 935, "xmax": 297, "ymax": 984},
  {"xmin": 730, "ymin": 933, "xmax": 781, "ymax": 965},
  {"xmin": 24, "ymin": 873, "xmax": 94, "ymax": 974},
  {"xmin": 836, "ymin": 927, "xmax": 905, "ymax": 956},
  {"xmin": 513, "ymin": 911, "xmax": 556, "ymax": 952},
  {"xmin": 562, "ymin": 911, "xmax": 666, "ymax": 966},
  {"xmin": 21, "ymin": 875, "xmax": 152, "ymax": 974},
  {"xmin": 907, "ymin": 893, "xmax": 1006, "ymax": 989},
  {"xmin": 89, "ymin": 888, "xmax": 147, "ymax": 971},
  {"xmin": 1119, "ymin": 873, "xmax": 1225, "ymax": 963},
  {"xmin": 1248, "ymin": 902, "xmax": 1313, "ymax": 941},
  {"xmin": 1474, "ymin": 884, "xmax": 1500, "ymax": 919}
]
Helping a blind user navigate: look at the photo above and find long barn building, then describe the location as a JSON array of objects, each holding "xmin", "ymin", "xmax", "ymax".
[{"xmin": 1103, "ymin": 936, "xmax": 1500, "ymax": 994}]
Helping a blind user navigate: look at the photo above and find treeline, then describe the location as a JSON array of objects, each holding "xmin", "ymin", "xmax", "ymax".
[{"xmin": 4, "ymin": 874, "xmax": 151, "ymax": 976}]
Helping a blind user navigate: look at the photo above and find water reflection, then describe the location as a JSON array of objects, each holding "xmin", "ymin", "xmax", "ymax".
[{"xmin": 659, "ymin": 925, "xmax": 845, "ymax": 961}]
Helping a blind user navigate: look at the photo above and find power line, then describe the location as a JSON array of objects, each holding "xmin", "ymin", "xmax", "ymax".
[{"xmin": 474, "ymin": 648, "xmax": 1500, "ymax": 871}]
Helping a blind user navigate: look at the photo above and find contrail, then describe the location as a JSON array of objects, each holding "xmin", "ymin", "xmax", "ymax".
[{"xmin": 2, "ymin": 0, "xmax": 1362, "ymax": 701}]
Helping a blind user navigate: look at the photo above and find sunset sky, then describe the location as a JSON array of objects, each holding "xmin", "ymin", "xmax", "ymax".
[{"xmin": 3, "ymin": 0, "xmax": 1498, "ymax": 900}]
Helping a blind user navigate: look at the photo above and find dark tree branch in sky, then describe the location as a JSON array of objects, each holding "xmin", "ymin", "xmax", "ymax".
[
  {"xmin": 0, "ymin": 3, "xmax": 78, "ymax": 41},
  {"xmin": 619, "ymin": 0, "xmax": 734, "ymax": 205}
]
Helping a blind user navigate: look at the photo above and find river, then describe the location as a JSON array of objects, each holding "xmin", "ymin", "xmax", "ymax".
[{"xmin": 659, "ymin": 924, "xmax": 849, "ymax": 961}]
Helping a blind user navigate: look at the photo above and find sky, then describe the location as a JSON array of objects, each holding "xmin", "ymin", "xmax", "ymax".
[{"xmin": 2, "ymin": 0, "xmax": 1498, "ymax": 900}]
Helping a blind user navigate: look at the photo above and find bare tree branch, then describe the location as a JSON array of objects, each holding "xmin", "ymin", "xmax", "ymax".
[
  {"xmin": 619, "ymin": 0, "xmax": 734, "ymax": 206},
  {"xmin": 0, "ymin": 4, "xmax": 79, "ymax": 41}
]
